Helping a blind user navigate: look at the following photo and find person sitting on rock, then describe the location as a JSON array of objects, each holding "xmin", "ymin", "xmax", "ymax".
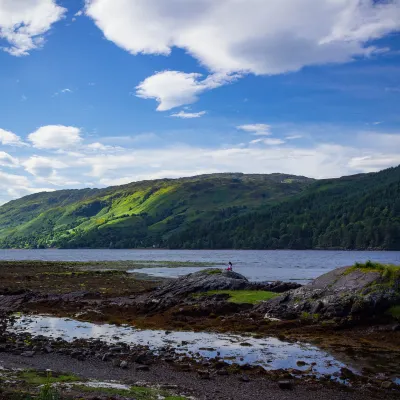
[{"xmin": 227, "ymin": 262, "xmax": 233, "ymax": 271}]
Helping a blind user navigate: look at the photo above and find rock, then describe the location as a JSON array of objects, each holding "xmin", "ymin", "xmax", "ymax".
[
  {"xmin": 197, "ymin": 370, "xmax": 211, "ymax": 380},
  {"xmin": 239, "ymin": 374, "xmax": 250, "ymax": 382},
  {"xmin": 21, "ymin": 351, "xmax": 35, "ymax": 357},
  {"xmin": 340, "ymin": 367, "xmax": 355, "ymax": 380},
  {"xmin": 278, "ymin": 380, "xmax": 294, "ymax": 390},
  {"xmin": 112, "ymin": 359, "xmax": 121, "ymax": 367},
  {"xmin": 43, "ymin": 345, "xmax": 53, "ymax": 354},
  {"xmin": 120, "ymin": 361, "xmax": 129, "ymax": 369},
  {"xmin": 256, "ymin": 265, "xmax": 400, "ymax": 323},
  {"xmin": 136, "ymin": 365, "xmax": 149, "ymax": 371},
  {"xmin": 381, "ymin": 381, "xmax": 394, "ymax": 389},
  {"xmin": 134, "ymin": 269, "xmax": 249, "ymax": 312},
  {"xmin": 392, "ymin": 324, "xmax": 400, "ymax": 332},
  {"xmin": 296, "ymin": 361, "xmax": 307, "ymax": 367}
]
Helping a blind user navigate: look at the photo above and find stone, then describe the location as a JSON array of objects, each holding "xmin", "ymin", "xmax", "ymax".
[
  {"xmin": 136, "ymin": 365, "xmax": 149, "ymax": 371},
  {"xmin": 256, "ymin": 265, "xmax": 400, "ymax": 324},
  {"xmin": 21, "ymin": 351, "xmax": 35, "ymax": 357},
  {"xmin": 197, "ymin": 370, "xmax": 211, "ymax": 380},
  {"xmin": 239, "ymin": 374, "xmax": 250, "ymax": 382},
  {"xmin": 278, "ymin": 380, "xmax": 294, "ymax": 390},
  {"xmin": 381, "ymin": 381, "xmax": 394, "ymax": 389},
  {"xmin": 120, "ymin": 361, "xmax": 129, "ymax": 369},
  {"xmin": 44, "ymin": 345, "xmax": 53, "ymax": 354},
  {"xmin": 296, "ymin": 361, "xmax": 307, "ymax": 367},
  {"xmin": 340, "ymin": 367, "xmax": 355, "ymax": 380}
]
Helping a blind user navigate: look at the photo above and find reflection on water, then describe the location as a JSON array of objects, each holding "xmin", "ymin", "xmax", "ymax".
[
  {"xmin": 13, "ymin": 315, "xmax": 349, "ymax": 377},
  {"xmin": 1, "ymin": 249, "xmax": 400, "ymax": 282}
]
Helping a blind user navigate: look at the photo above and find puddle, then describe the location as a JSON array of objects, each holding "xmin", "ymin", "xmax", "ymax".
[{"xmin": 12, "ymin": 315, "xmax": 353, "ymax": 378}]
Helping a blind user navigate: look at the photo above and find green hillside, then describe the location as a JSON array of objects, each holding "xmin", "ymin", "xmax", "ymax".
[
  {"xmin": 0, "ymin": 173, "xmax": 313, "ymax": 249},
  {"xmin": 167, "ymin": 166, "xmax": 400, "ymax": 250}
]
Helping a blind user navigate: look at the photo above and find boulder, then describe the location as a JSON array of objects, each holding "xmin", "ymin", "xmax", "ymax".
[
  {"xmin": 134, "ymin": 269, "xmax": 249, "ymax": 311},
  {"xmin": 255, "ymin": 265, "xmax": 400, "ymax": 323}
]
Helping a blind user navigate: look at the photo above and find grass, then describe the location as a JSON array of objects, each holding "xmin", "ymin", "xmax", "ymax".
[
  {"xmin": 73, "ymin": 385, "xmax": 187, "ymax": 400},
  {"xmin": 19, "ymin": 370, "xmax": 80, "ymax": 385},
  {"xmin": 345, "ymin": 261, "xmax": 400, "ymax": 284},
  {"xmin": 197, "ymin": 290, "xmax": 279, "ymax": 304},
  {"xmin": 205, "ymin": 268, "xmax": 223, "ymax": 275}
]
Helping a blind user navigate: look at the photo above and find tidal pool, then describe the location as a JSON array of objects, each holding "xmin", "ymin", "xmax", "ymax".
[
  {"xmin": 11, "ymin": 315, "xmax": 400, "ymax": 383},
  {"xmin": 13, "ymin": 315, "xmax": 349, "ymax": 377}
]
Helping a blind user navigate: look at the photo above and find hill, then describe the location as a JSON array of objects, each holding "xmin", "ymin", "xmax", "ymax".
[
  {"xmin": 167, "ymin": 166, "xmax": 400, "ymax": 250},
  {"xmin": 0, "ymin": 173, "xmax": 313, "ymax": 249}
]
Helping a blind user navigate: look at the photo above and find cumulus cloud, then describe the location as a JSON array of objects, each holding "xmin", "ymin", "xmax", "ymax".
[
  {"xmin": 136, "ymin": 70, "xmax": 239, "ymax": 111},
  {"xmin": 85, "ymin": 0, "xmax": 400, "ymax": 75},
  {"xmin": 23, "ymin": 156, "xmax": 68, "ymax": 177},
  {"xmin": 0, "ymin": 128, "xmax": 27, "ymax": 146},
  {"xmin": 28, "ymin": 125, "xmax": 83, "ymax": 149},
  {"xmin": 0, "ymin": 152, "xmax": 19, "ymax": 168},
  {"xmin": 0, "ymin": 0, "xmax": 66, "ymax": 56},
  {"xmin": 237, "ymin": 124, "xmax": 272, "ymax": 136},
  {"xmin": 171, "ymin": 110, "xmax": 207, "ymax": 119}
]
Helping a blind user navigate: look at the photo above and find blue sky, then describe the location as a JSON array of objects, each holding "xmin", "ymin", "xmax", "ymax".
[{"xmin": 0, "ymin": 0, "xmax": 400, "ymax": 204}]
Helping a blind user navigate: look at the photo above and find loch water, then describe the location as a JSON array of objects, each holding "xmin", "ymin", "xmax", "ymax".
[{"xmin": 1, "ymin": 249, "xmax": 399, "ymax": 282}]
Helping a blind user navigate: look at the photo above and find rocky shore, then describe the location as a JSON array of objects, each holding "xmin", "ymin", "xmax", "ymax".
[{"xmin": 0, "ymin": 261, "xmax": 399, "ymax": 399}]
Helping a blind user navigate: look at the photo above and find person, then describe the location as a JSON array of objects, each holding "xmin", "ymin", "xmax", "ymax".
[{"xmin": 227, "ymin": 261, "xmax": 233, "ymax": 271}]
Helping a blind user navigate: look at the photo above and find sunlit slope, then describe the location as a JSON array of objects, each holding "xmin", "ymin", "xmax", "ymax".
[{"xmin": 0, "ymin": 173, "xmax": 313, "ymax": 248}]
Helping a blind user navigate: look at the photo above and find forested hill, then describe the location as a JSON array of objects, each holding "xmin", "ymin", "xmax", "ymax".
[
  {"xmin": 167, "ymin": 166, "xmax": 400, "ymax": 250},
  {"xmin": 0, "ymin": 173, "xmax": 313, "ymax": 249},
  {"xmin": 0, "ymin": 167, "xmax": 399, "ymax": 250}
]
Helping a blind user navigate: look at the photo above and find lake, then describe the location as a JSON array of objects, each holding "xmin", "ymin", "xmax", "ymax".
[{"xmin": 0, "ymin": 249, "xmax": 399, "ymax": 282}]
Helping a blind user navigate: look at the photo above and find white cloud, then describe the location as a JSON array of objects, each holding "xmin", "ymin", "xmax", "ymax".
[
  {"xmin": 86, "ymin": 0, "xmax": 400, "ymax": 75},
  {"xmin": 250, "ymin": 138, "xmax": 285, "ymax": 146},
  {"xmin": 171, "ymin": 110, "xmax": 207, "ymax": 119},
  {"xmin": 54, "ymin": 88, "xmax": 73, "ymax": 96},
  {"xmin": 28, "ymin": 125, "xmax": 83, "ymax": 149},
  {"xmin": 23, "ymin": 156, "xmax": 68, "ymax": 177},
  {"xmin": 286, "ymin": 135, "xmax": 303, "ymax": 140},
  {"xmin": 237, "ymin": 124, "xmax": 271, "ymax": 136},
  {"xmin": 0, "ymin": 152, "xmax": 19, "ymax": 168},
  {"xmin": 86, "ymin": 142, "xmax": 122, "ymax": 152},
  {"xmin": 0, "ymin": 0, "xmax": 66, "ymax": 56},
  {"xmin": 136, "ymin": 70, "xmax": 239, "ymax": 111},
  {"xmin": 0, "ymin": 128, "xmax": 27, "ymax": 146}
]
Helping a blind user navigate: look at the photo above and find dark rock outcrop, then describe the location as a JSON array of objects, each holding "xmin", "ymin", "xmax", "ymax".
[
  {"xmin": 255, "ymin": 265, "xmax": 400, "ymax": 323},
  {"xmin": 134, "ymin": 269, "xmax": 249, "ymax": 311}
]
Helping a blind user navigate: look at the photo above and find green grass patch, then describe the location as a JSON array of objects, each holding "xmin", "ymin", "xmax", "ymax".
[
  {"xmin": 204, "ymin": 268, "xmax": 223, "ymax": 275},
  {"xmin": 197, "ymin": 290, "xmax": 279, "ymax": 304},
  {"xmin": 73, "ymin": 385, "xmax": 187, "ymax": 400},
  {"xmin": 19, "ymin": 370, "xmax": 80, "ymax": 385}
]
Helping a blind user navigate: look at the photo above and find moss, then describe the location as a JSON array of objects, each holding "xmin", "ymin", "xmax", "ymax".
[
  {"xmin": 300, "ymin": 312, "xmax": 320, "ymax": 321},
  {"xmin": 197, "ymin": 290, "xmax": 279, "ymax": 304}
]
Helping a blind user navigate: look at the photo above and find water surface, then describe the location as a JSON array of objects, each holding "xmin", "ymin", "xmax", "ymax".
[{"xmin": 1, "ymin": 249, "xmax": 399, "ymax": 282}]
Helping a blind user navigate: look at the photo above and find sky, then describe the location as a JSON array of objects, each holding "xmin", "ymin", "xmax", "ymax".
[{"xmin": 0, "ymin": 0, "xmax": 400, "ymax": 204}]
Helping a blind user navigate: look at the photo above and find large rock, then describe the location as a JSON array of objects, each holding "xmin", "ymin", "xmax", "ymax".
[
  {"xmin": 255, "ymin": 265, "xmax": 400, "ymax": 323},
  {"xmin": 134, "ymin": 269, "xmax": 249, "ymax": 311}
]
